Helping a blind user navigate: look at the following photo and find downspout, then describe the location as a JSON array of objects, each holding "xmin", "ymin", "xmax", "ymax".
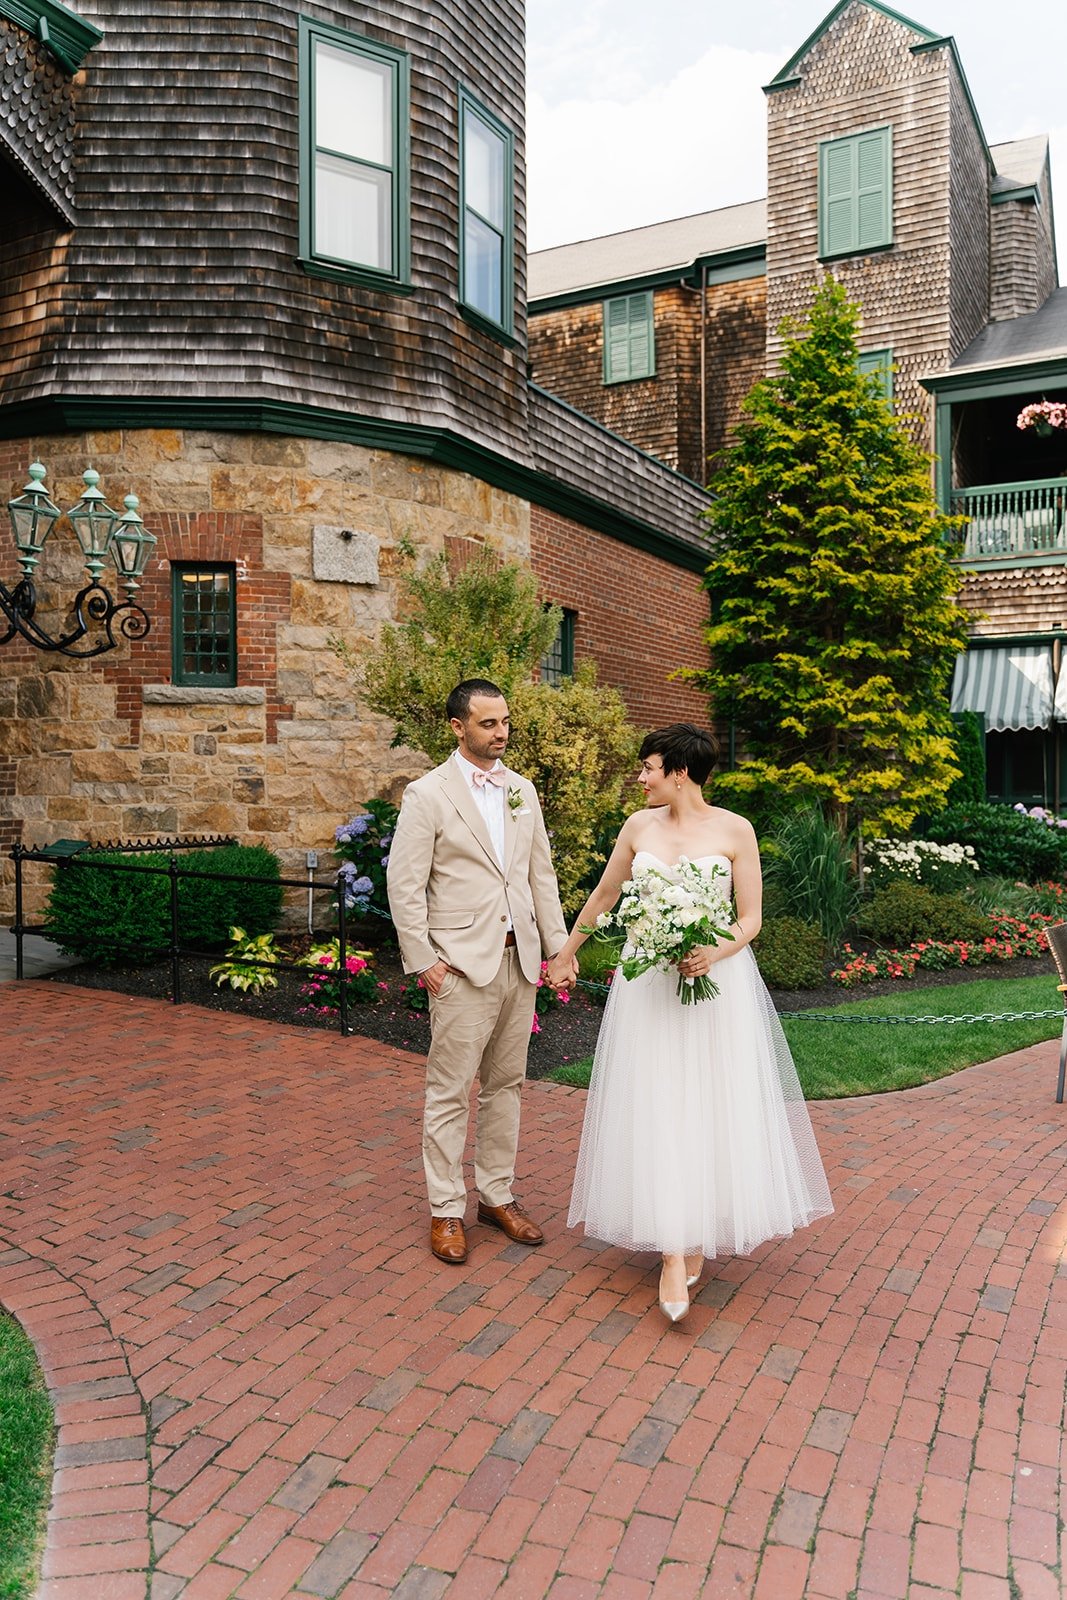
[{"xmin": 700, "ymin": 261, "xmax": 708, "ymax": 481}]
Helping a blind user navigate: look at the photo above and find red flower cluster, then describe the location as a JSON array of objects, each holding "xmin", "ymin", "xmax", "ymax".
[{"xmin": 831, "ymin": 910, "xmax": 1052, "ymax": 987}]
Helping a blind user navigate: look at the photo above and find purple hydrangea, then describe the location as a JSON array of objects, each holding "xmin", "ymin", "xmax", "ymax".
[{"xmin": 335, "ymin": 814, "xmax": 371, "ymax": 843}]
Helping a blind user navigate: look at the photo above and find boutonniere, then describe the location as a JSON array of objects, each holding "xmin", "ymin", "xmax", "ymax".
[{"xmin": 507, "ymin": 786, "xmax": 530, "ymax": 816}]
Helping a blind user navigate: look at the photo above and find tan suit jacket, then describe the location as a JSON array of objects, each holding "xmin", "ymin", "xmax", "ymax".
[{"xmin": 387, "ymin": 757, "xmax": 568, "ymax": 987}]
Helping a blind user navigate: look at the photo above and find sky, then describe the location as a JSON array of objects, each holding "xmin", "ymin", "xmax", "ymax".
[{"xmin": 525, "ymin": 1, "xmax": 1067, "ymax": 260}]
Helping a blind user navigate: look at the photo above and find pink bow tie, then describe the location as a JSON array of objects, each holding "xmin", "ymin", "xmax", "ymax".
[{"xmin": 471, "ymin": 768, "xmax": 507, "ymax": 788}]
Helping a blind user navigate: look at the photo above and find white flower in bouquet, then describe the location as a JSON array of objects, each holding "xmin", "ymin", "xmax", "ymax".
[{"xmin": 590, "ymin": 857, "xmax": 735, "ymax": 1004}]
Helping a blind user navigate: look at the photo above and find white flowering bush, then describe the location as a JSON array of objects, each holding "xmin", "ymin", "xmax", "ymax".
[{"xmin": 864, "ymin": 837, "xmax": 978, "ymax": 895}]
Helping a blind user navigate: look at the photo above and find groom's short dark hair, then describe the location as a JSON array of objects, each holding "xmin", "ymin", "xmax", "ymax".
[
  {"xmin": 447, "ymin": 679, "xmax": 505, "ymax": 721},
  {"xmin": 639, "ymin": 724, "xmax": 719, "ymax": 785}
]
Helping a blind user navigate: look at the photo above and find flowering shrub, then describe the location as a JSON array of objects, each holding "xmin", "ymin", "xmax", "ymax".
[
  {"xmin": 864, "ymin": 837, "xmax": 978, "ymax": 894},
  {"xmin": 831, "ymin": 911, "xmax": 1052, "ymax": 985},
  {"xmin": 1017, "ymin": 400, "xmax": 1067, "ymax": 432},
  {"xmin": 334, "ymin": 798, "xmax": 398, "ymax": 917},
  {"xmin": 922, "ymin": 803, "xmax": 1067, "ymax": 881},
  {"xmin": 1013, "ymin": 803, "xmax": 1067, "ymax": 831},
  {"xmin": 298, "ymin": 939, "xmax": 386, "ymax": 1015}
]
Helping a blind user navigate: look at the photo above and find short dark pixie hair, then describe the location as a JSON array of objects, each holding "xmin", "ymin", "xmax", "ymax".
[
  {"xmin": 638, "ymin": 724, "xmax": 719, "ymax": 786},
  {"xmin": 446, "ymin": 678, "xmax": 506, "ymax": 722}
]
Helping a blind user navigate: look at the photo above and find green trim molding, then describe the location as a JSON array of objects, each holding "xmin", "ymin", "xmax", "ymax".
[
  {"xmin": 0, "ymin": 394, "xmax": 712, "ymax": 574},
  {"xmin": 0, "ymin": 0, "xmax": 102, "ymax": 71},
  {"xmin": 923, "ymin": 358, "xmax": 1067, "ymax": 402},
  {"xmin": 529, "ymin": 245, "xmax": 766, "ymax": 315}
]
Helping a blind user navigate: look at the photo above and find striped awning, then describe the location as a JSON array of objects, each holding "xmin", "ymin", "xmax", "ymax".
[{"xmin": 950, "ymin": 645, "xmax": 1054, "ymax": 732}]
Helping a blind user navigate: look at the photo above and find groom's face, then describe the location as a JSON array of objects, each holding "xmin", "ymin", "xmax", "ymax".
[{"xmin": 452, "ymin": 693, "xmax": 510, "ymax": 766}]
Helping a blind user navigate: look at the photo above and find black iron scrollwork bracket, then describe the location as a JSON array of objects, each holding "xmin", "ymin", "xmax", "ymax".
[{"xmin": 0, "ymin": 575, "xmax": 151, "ymax": 658}]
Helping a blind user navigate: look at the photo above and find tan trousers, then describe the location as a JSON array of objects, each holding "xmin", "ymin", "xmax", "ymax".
[{"xmin": 424, "ymin": 946, "xmax": 537, "ymax": 1216}]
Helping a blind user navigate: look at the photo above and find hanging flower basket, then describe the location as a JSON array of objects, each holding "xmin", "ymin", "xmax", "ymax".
[{"xmin": 1017, "ymin": 400, "xmax": 1067, "ymax": 437}]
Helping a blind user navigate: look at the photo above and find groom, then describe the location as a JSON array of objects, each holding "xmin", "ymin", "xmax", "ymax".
[{"xmin": 387, "ymin": 679, "xmax": 577, "ymax": 1263}]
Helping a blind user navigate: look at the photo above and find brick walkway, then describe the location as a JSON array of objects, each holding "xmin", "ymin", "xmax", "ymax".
[{"xmin": 1, "ymin": 983, "xmax": 1064, "ymax": 1600}]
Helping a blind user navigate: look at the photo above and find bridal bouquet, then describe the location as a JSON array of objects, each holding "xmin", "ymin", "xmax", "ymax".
[{"xmin": 592, "ymin": 857, "xmax": 735, "ymax": 1004}]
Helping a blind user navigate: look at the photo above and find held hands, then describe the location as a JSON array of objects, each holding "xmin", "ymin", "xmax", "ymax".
[{"xmin": 546, "ymin": 951, "xmax": 578, "ymax": 992}]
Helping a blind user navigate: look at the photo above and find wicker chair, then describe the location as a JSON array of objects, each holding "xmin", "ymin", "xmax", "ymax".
[{"xmin": 1043, "ymin": 921, "xmax": 1067, "ymax": 1103}]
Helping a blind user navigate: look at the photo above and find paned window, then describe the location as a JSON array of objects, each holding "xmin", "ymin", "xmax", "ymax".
[
  {"xmin": 460, "ymin": 91, "xmax": 513, "ymax": 333},
  {"xmin": 857, "ymin": 347, "xmax": 894, "ymax": 404},
  {"xmin": 299, "ymin": 17, "xmax": 409, "ymax": 286},
  {"xmin": 172, "ymin": 566, "xmax": 237, "ymax": 687},
  {"xmin": 819, "ymin": 127, "xmax": 892, "ymax": 258},
  {"xmin": 603, "ymin": 292, "xmax": 655, "ymax": 384},
  {"xmin": 540, "ymin": 609, "xmax": 576, "ymax": 687}
]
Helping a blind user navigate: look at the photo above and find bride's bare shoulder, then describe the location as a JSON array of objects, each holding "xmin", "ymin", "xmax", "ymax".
[{"xmin": 707, "ymin": 805, "xmax": 757, "ymax": 842}]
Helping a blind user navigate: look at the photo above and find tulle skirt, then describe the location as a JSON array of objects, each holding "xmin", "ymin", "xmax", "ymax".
[{"xmin": 568, "ymin": 945, "xmax": 833, "ymax": 1257}]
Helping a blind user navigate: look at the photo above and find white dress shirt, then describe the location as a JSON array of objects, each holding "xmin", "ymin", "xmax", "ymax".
[{"xmin": 453, "ymin": 749, "xmax": 507, "ymax": 871}]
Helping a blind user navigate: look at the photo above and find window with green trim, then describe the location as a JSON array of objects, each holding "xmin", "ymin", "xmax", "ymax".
[
  {"xmin": 299, "ymin": 16, "xmax": 410, "ymax": 287},
  {"xmin": 858, "ymin": 347, "xmax": 894, "ymax": 405},
  {"xmin": 540, "ymin": 609, "xmax": 576, "ymax": 687},
  {"xmin": 819, "ymin": 126, "xmax": 892, "ymax": 258},
  {"xmin": 172, "ymin": 565, "xmax": 237, "ymax": 688},
  {"xmin": 459, "ymin": 90, "xmax": 513, "ymax": 333},
  {"xmin": 603, "ymin": 292, "xmax": 655, "ymax": 384}
]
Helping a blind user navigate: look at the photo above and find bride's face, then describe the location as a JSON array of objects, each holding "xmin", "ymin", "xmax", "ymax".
[{"xmin": 639, "ymin": 754, "xmax": 674, "ymax": 804}]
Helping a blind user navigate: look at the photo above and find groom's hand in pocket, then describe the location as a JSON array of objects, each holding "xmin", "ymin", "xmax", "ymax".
[{"xmin": 422, "ymin": 960, "xmax": 460, "ymax": 997}]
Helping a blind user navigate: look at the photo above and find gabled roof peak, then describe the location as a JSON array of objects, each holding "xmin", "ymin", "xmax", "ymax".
[{"xmin": 766, "ymin": 0, "xmax": 939, "ymax": 90}]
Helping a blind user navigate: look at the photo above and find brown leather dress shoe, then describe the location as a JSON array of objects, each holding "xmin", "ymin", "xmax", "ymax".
[
  {"xmin": 477, "ymin": 1200, "xmax": 544, "ymax": 1246},
  {"xmin": 430, "ymin": 1216, "xmax": 468, "ymax": 1264}
]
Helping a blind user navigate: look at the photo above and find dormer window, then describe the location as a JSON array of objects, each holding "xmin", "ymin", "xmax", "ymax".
[
  {"xmin": 299, "ymin": 17, "xmax": 410, "ymax": 290},
  {"xmin": 819, "ymin": 127, "xmax": 893, "ymax": 259}
]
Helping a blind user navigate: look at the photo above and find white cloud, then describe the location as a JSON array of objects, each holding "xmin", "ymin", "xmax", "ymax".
[{"xmin": 526, "ymin": 44, "xmax": 779, "ymax": 252}]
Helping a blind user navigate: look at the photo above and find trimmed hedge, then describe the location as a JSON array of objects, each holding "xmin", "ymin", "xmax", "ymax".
[
  {"xmin": 922, "ymin": 802, "xmax": 1067, "ymax": 882},
  {"xmin": 45, "ymin": 845, "xmax": 283, "ymax": 966},
  {"xmin": 755, "ymin": 916, "xmax": 827, "ymax": 990},
  {"xmin": 854, "ymin": 882, "xmax": 991, "ymax": 949}
]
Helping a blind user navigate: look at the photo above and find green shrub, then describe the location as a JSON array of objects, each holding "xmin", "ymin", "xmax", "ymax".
[
  {"xmin": 762, "ymin": 805, "xmax": 858, "ymax": 947},
  {"xmin": 946, "ymin": 711, "xmax": 986, "ymax": 806},
  {"xmin": 755, "ymin": 916, "xmax": 827, "ymax": 989},
  {"xmin": 854, "ymin": 882, "xmax": 991, "ymax": 948},
  {"xmin": 578, "ymin": 932, "xmax": 623, "ymax": 1005},
  {"xmin": 922, "ymin": 802, "xmax": 1067, "ymax": 882},
  {"xmin": 45, "ymin": 844, "xmax": 283, "ymax": 965},
  {"xmin": 176, "ymin": 846, "xmax": 283, "ymax": 949}
]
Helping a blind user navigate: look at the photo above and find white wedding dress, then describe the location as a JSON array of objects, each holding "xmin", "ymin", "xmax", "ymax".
[{"xmin": 568, "ymin": 852, "xmax": 833, "ymax": 1257}]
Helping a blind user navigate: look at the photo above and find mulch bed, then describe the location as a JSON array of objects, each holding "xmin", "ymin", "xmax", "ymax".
[{"xmin": 45, "ymin": 938, "xmax": 1057, "ymax": 1081}]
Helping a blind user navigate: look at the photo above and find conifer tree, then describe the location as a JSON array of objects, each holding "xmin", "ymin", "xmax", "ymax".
[{"xmin": 695, "ymin": 276, "xmax": 970, "ymax": 833}]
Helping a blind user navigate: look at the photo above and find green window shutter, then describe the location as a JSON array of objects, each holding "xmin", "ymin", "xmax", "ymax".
[
  {"xmin": 857, "ymin": 347, "xmax": 894, "ymax": 405},
  {"xmin": 819, "ymin": 127, "xmax": 892, "ymax": 258},
  {"xmin": 603, "ymin": 292, "xmax": 655, "ymax": 383}
]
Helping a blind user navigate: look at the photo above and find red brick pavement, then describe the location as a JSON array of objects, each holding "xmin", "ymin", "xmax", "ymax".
[{"xmin": 1, "ymin": 981, "xmax": 1065, "ymax": 1600}]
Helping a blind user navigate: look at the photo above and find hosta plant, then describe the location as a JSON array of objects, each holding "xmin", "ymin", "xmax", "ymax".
[{"xmin": 209, "ymin": 927, "xmax": 287, "ymax": 994}]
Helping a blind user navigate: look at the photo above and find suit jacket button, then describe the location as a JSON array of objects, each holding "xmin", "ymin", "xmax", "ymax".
[{"xmin": 500, "ymin": 915, "xmax": 507, "ymax": 922}]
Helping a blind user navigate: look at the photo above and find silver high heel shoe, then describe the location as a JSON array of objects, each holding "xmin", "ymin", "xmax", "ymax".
[
  {"xmin": 659, "ymin": 1263, "xmax": 690, "ymax": 1325},
  {"xmin": 685, "ymin": 1255, "xmax": 703, "ymax": 1290}
]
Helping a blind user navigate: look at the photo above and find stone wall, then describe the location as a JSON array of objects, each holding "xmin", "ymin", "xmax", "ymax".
[
  {"xmin": 1, "ymin": 428, "xmax": 708, "ymax": 918},
  {"xmin": 0, "ymin": 429, "xmax": 530, "ymax": 916}
]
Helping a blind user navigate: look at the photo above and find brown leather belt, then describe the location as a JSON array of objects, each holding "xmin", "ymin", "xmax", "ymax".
[{"xmin": 503, "ymin": 931, "xmax": 516, "ymax": 947}]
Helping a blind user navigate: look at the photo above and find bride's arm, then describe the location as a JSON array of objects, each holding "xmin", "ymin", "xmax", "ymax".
[
  {"xmin": 545, "ymin": 819, "xmax": 639, "ymax": 985},
  {"xmin": 678, "ymin": 818, "xmax": 763, "ymax": 978}
]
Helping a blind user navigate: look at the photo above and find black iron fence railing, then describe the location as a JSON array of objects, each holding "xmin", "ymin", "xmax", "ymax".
[{"xmin": 9, "ymin": 838, "xmax": 366, "ymax": 1037}]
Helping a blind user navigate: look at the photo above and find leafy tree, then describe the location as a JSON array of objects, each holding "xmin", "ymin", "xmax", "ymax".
[
  {"xmin": 345, "ymin": 550, "xmax": 561, "ymax": 763},
  {"xmin": 693, "ymin": 276, "xmax": 970, "ymax": 834},
  {"xmin": 341, "ymin": 550, "xmax": 638, "ymax": 911}
]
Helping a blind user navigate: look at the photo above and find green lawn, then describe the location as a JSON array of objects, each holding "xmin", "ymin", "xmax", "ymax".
[
  {"xmin": 0, "ymin": 1313, "xmax": 53, "ymax": 1600},
  {"xmin": 550, "ymin": 974, "xmax": 1063, "ymax": 1100}
]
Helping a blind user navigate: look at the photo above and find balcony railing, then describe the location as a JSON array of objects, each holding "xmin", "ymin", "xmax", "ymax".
[{"xmin": 951, "ymin": 478, "xmax": 1067, "ymax": 561}]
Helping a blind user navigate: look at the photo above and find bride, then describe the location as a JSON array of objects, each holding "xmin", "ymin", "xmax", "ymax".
[{"xmin": 547, "ymin": 723, "xmax": 833, "ymax": 1325}]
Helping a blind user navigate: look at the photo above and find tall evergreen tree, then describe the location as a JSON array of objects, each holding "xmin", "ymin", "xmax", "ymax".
[{"xmin": 694, "ymin": 276, "xmax": 970, "ymax": 834}]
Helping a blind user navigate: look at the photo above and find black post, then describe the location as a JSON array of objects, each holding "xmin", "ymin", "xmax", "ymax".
[
  {"xmin": 13, "ymin": 843, "xmax": 24, "ymax": 981},
  {"xmin": 168, "ymin": 853, "xmax": 182, "ymax": 1005},
  {"xmin": 338, "ymin": 889, "xmax": 349, "ymax": 1036}
]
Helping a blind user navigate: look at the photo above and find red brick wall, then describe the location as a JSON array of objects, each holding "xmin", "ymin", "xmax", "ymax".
[{"xmin": 529, "ymin": 505, "xmax": 712, "ymax": 732}]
